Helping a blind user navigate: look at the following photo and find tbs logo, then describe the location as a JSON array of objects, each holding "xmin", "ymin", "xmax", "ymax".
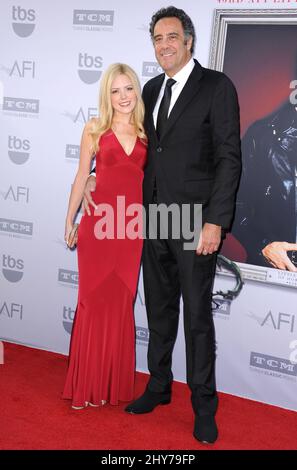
[
  {"xmin": 12, "ymin": 6, "xmax": 36, "ymax": 37},
  {"xmin": 78, "ymin": 53, "xmax": 103, "ymax": 84},
  {"xmin": 63, "ymin": 306, "xmax": 75, "ymax": 334},
  {"xmin": 2, "ymin": 255, "xmax": 24, "ymax": 283},
  {"xmin": 8, "ymin": 136, "xmax": 30, "ymax": 164}
]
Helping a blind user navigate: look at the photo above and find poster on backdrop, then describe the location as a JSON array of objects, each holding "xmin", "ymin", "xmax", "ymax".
[
  {"xmin": 208, "ymin": 9, "xmax": 297, "ymax": 412},
  {"xmin": 210, "ymin": 9, "xmax": 297, "ymax": 290}
]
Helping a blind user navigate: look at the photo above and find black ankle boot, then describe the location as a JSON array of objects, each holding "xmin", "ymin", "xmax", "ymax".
[
  {"xmin": 125, "ymin": 389, "xmax": 171, "ymax": 414},
  {"xmin": 193, "ymin": 415, "xmax": 218, "ymax": 444}
]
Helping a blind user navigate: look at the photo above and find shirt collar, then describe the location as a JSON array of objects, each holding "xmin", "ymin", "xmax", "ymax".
[{"xmin": 164, "ymin": 57, "xmax": 195, "ymax": 85}]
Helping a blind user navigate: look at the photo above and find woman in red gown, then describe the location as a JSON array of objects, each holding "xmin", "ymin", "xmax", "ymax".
[{"xmin": 63, "ymin": 63, "xmax": 147, "ymax": 409}]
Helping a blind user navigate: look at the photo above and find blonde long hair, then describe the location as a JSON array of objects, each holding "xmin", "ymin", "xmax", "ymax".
[{"xmin": 89, "ymin": 63, "xmax": 146, "ymax": 153}]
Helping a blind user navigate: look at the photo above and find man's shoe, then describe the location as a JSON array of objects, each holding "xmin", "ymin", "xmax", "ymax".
[
  {"xmin": 193, "ymin": 415, "xmax": 218, "ymax": 444},
  {"xmin": 125, "ymin": 389, "xmax": 171, "ymax": 414}
]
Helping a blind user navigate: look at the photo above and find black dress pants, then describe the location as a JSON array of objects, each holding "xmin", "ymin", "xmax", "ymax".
[{"xmin": 142, "ymin": 188, "xmax": 218, "ymax": 416}]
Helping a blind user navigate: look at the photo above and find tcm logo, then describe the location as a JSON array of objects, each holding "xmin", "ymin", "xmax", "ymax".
[
  {"xmin": 3, "ymin": 97, "xmax": 39, "ymax": 114},
  {"xmin": 73, "ymin": 10, "xmax": 114, "ymax": 27},
  {"xmin": 142, "ymin": 62, "xmax": 163, "ymax": 78},
  {"xmin": 136, "ymin": 326, "xmax": 149, "ymax": 344},
  {"xmin": 78, "ymin": 53, "xmax": 103, "ymax": 84},
  {"xmin": 0, "ymin": 218, "xmax": 33, "ymax": 236},
  {"xmin": 62, "ymin": 306, "xmax": 76, "ymax": 334},
  {"xmin": 212, "ymin": 298, "xmax": 231, "ymax": 316},
  {"xmin": 12, "ymin": 6, "xmax": 36, "ymax": 37},
  {"xmin": 66, "ymin": 144, "xmax": 80, "ymax": 160},
  {"xmin": 10, "ymin": 60, "xmax": 35, "ymax": 78},
  {"xmin": 0, "ymin": 301, "xmax": 23, "ymax": 320},
  {"xmin": 8, "ymin": 136, "xmax": 30, "ymax": 164},
  {"xmin": 3, "ymin": 186, "xmax": 29, "ymax": 203},
  {"xmin": 250, "ymin": 352, "xmax": 297, "ymax": 377},
  {"xmin": 58, "ymin": 269, "xmax": 78, "ymax": 286},
  {"xmin": 2, "ymin": 255, "xmax": 24, "ymax": 283}
]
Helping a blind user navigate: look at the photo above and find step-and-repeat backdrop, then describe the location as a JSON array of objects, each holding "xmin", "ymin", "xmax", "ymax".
[{"xmin": 1, "ymin": 0, "xmax": 296, "ymax": 411}]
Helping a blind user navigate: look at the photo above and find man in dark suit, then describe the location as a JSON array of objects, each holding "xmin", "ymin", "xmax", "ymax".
[{"xmin": 84, "ymin": 6, "xmax": 241, "ymax": 444}]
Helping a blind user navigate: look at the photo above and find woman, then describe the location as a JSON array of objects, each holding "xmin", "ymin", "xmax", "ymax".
[{"xmin": 63, "ymin": 63, "xmax": 147, "ymax": 409}]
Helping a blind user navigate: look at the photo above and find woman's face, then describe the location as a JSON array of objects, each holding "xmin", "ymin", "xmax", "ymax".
[{"xmin": 110, "ymin": 73, "xmax": 137, "ymax": 116}]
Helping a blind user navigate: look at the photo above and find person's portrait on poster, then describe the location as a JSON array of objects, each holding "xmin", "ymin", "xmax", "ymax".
[{"xmin": 211, "ymin": 12, "xmax": 297, "ymax": 274}]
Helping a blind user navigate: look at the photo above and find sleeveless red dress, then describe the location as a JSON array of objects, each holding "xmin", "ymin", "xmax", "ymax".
[{"xmin": 63, "ymin": 129, "xmax": 147, "ymax": 407}]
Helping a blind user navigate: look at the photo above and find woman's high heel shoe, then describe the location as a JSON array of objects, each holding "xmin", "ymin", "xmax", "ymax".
[
  {"xmin": 71, "ymin": 401, "xmax": 89, "ymax": 410},
  {"xmin": 89, "ymin": 400, "xmax": 107, "ymax": 407},
  {"xmin": 71, "ymin": 400, "xmax": 107, "ymax": 409}
]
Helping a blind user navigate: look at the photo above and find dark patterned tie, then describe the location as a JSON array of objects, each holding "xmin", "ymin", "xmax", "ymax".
[{"xmin": 156, "ymin": 78, "xmax": 176, "ymax": 139}]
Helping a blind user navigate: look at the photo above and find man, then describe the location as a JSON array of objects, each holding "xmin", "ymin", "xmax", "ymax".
[{"xmin": 84, "ymin": 6, "xmax": 241, "ymax": 444}]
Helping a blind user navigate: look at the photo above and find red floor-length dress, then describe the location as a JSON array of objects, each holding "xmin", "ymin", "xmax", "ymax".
[{"xmin": 63, "ymin": 129, "xmax": 147, "ymax": 407}]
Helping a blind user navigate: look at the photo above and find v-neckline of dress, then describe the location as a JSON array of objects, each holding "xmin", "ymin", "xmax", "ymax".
[{"xmin": 111, "ymin": 128, "xmax": 138, "ymax": 157}]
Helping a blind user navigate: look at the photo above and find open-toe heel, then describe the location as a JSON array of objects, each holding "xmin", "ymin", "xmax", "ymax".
[
  {"xmin": 72, "ymin": 401, "xmax": 89, "ymax": 410},
  {"xmin": 89, "ymin": 400, "xmax": 107, "ymax": 407}
]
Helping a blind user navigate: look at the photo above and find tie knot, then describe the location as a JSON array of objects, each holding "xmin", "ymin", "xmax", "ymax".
[{"xmin": 165, "ymin": 78, "xmax": 176, "ymax": 89}]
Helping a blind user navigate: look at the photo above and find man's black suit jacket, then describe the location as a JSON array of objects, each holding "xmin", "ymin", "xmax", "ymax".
[{"xmin": 142, "ymin": 59, "xmax": 241, "ymax": 231}]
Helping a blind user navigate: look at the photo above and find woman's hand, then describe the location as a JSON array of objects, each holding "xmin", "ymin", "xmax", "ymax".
[
  {"xmin": 82, "ymin": 175, "xmax": 97, "ymax": 215},
  {"xmin": 65, "ymin": 221, "xmax": 79, "ymax": 249}
]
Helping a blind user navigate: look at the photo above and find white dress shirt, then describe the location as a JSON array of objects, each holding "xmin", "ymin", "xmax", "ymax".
[{"xmin": 153, "ymin": 58, "xmax": 195, "ymax": 128}]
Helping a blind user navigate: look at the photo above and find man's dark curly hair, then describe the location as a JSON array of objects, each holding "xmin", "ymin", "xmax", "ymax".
[{"xmin": 149, "ymin": 6, "xmax": 196, "ymax": 54}]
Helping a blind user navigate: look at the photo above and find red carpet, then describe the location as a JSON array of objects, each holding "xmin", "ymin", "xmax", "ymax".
[{"xmin": 0, "ymin": 342, "xmax": 296, "ymax": 450}]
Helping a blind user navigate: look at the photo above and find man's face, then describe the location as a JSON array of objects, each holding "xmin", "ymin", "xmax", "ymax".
[{"xmin": 153, "ymin": 17, "xmax": 192, "ymax": 77}]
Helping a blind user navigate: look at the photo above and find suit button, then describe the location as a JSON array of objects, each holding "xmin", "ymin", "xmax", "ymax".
[{"xmin": 157, "ymin": 147, "xmax": 162, "ymax": 152}]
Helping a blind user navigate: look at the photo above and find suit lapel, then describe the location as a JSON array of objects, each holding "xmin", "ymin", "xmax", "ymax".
[{"xmin": 160, "ymin": 61, "xmax": 204, "ymax": 141}]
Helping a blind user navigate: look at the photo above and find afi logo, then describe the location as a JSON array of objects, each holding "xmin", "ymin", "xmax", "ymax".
[
  {"xmin": 74, "ymin": 107, "xmax": 97, "ymax": 123},
  {"xmin": 10, "ymin": 60, "xmax": 35, "ymax": 78},
  {"xmin": 0, "ymin": 301, "xmax": 23, "ymax": 320},
  {"xmin": 4, "ymin": 186, "xmax": 29, "ymax": 203},
  {"xmin": 261, "ymin": 311, "xmax": 295, "ymax": 333},
  {"xmin": 135, "ymin": 289, "xmax": 145, "ymax": 306}
]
